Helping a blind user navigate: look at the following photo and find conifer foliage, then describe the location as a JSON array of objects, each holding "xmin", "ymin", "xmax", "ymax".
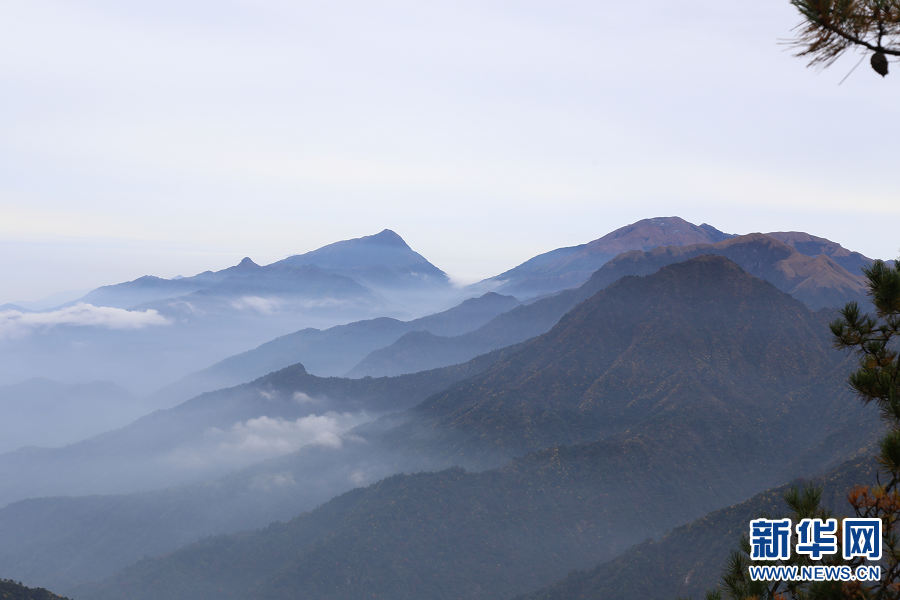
[
  {"xmin": 697, "ymin": 259, "xmax": 900, "ymax": 599},
  {"xmin": 0, "ymin": 579, "xmax": 69, "ymax": 600},
  {"xmin": 790, "ymin": 0, "xmax": 900, "ymax": 76}
]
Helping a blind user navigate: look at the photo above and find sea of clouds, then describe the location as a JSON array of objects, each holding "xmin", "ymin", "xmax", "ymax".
[{"xmin": 0, "ymin": 303, "xmax": 170, "ymax": 338}]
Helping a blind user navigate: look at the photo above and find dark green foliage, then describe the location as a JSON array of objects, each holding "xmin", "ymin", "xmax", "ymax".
[
  {"xmin": 679, "ymin": 260, "xmax": 900, "ymax": 600},
  {"xmin": 831, "ymin": 261, "xmax": 900, "ymax": 425},
  {"xmin": 0, "ymin": 579, "xmax": 69, "ymax": 600}
]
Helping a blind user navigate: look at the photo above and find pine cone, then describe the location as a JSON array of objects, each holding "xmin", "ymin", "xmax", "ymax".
[{"xmin": 871, "ymin": 51, "xmax": 888, "ymax": 77}]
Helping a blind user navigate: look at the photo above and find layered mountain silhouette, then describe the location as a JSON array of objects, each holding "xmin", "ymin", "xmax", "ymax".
[
  {"xmin": 0, "ymin": 345, "xmax": 533, "ymax": 591},
  {"xmin": 146, "ymin": 291, "xmax": 521, "ymax": 407},
  {"xmin": 766, "ymin": 231, "xmax": 876, "ymax": 275},
  {"xmin": 67, "ymin": 252, "xmax": 880, "ymax": 599},
  {"xmin": 347, "ymin": 233, "xmax": 870, "ymax": 378},
  {"xmin": 0, "ymin": 341, "xmax": 530, "ymax": 511},
  {"xmin": 379, "ymin": 255, "xmax": 863, "ymax": 468},
  {"xmin": 590, "ymin": 232, "xmax": 869, "ymax": 311},
  {"xmin": 0, "ymin": 230, "xmax": 461, "ymax": 398},
  {"xmin": 8, "ymin": 255, "xmax": 879, "ymax": 598},
  {"xmin": 471, "ymin": 216, "xmax": 734, "ymax": 298},
  {"xmin": 66, "ymin": 230, "xmax": 452, "ymax": 320},
  {"xmin": 2, "ymin": 219, "xmax": 891, "ymax": 600},
  {"xmin": 273, "ymin": 229, "xmax": 450, "ymax": 290}
]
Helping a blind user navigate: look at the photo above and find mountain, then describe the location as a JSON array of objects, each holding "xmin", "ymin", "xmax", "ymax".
[
  {"xmin": 0, "ymin": 304, "xmax": 34, "ymax": 313},
  {"xmin": 0, "ymin": 339, "xmax": 530, "ymax": 511},
  {"xmin": 344, "ymin": 284, "xmax": 590, "ymax": 378},
  {"xmin": 1, "ymin": 230, "xmax": 463, "ymax": 396},
  {"xmin": 0, "ymin": 379, "xmax": 138, "ymax": 454},
  {"xmin": 378, "ymin": 255, "xmax": 865, "ymax": 469},
  {"xmin": 71, "ymin": 352, "xmax": 877, "ymax": 600},
  {"xmin": 71, "ymin": 463, "xmax": 648, "ymax": 600},
  {"xmin": 54, "ymin": 230, "xmax": 456, "ymax": 327},
  {"xmin": 0, "ymin": 345, "xmax": 530, "ymax": 592},
  {"xmin": 766, "ymin": 231, "xmax": 878, "ymax": 275},
  {"xmin": 588, "ymin": 233, "xmax": 869, "ymax": 311},
  {"xmin": 145, "ymin": 292, "xmax": 521, "ymax": 407},
  {"xmin": 44, "ymin": 255, "xmax": 880, "ymax": 598},
  {"xmin": 274, "ymin": 229, "xmax": 451, "ymax": 291},
  {"xmin": 346, "ymin": 233, "xmax": 868, "ymax": 378},
  {"xmin": 130, "ymin": 263, "xmax": 387, "ymax": 321},
  {"xmin": 513, "ymin": 455, "xmax": 880, "ymax": 600},
  {"xmin": 77, "ymin": 276, "xmax": 209, "ymax": 310},
  {"xmin": 473, "ymin": 217, "xmax": 734, "ymax": 298}
]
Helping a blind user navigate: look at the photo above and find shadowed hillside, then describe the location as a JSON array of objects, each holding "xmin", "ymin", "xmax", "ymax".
[
  {"xmin": 349, "ymin": 233, "xmax": 869, "ymax": 378},
  {"xmin": 63, "ymin": 256, "xmax": 880, "ymax": 600},
  {"xmin": 374, "ymin": 255, "xmax": 860, "ymax": 470},
  {"xmin": 512, "ymin": 455, "xmax": 880, "ymax": 600},
  {"xmin": 146, "ymin": 292, "xmax": 521, "ymax": 406}
]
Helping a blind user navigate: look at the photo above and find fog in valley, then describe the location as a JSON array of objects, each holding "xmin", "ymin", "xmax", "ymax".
[{"xmin": 3, "ymin": 1, "xmax": 898, "ymax": 597}]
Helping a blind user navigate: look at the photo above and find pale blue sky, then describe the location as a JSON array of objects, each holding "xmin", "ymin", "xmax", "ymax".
[{"xmin": 2, "ymin": 0, "xmax": 897, "ymax": 303}]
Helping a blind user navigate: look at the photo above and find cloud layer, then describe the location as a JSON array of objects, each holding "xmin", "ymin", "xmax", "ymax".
[
  {"xmin": 0, "ymin": 303, "xmax": 170, "ymax": 338},
  {"xmin": 165, "ymin": 411, "xmax": 371, "ymax": 472}
]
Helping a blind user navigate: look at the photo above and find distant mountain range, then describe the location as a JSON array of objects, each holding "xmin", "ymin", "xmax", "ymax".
[
  {"xmin": 1, "ymin": 217, "xmax": 882, "ymax": 397},
  {"xmin": 135, "ymin": 221, "xmax": 879, "ymax": 406},
  {"xmin": 61, "ymin": 255, "xmax": 879, "ymax": 600},
  {"xmin": 0, "ymin": 344, "xmax": 532, "ymax": 591},
  {"xmin": 76, "ymin": 229, "xmax": 453, "ymax": 320},
  {"xmin": 0, "ymin": 230, "xmax": 464, "ymax": 396},
  {"xmin": 344, "ymin": 231, "xmax": 870, "ymax": 378},
  {"xmin": 0, "ymin": 216, "xmax": 892, "ymax": 600},
  {"xmin": 146, "ymin": 291, "xmax": 521, "ymax": 407},
  {"xmin": 1, "ymin": 254, "xmax": 881, "ymax": 598},
  {"xmin": 273, "ymin": 228, "xmax": 451, "ymax": 289}
]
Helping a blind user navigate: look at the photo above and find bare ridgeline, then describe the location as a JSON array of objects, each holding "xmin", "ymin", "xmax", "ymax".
[{"xmin": 0, "ymin": 217, "xmax": 888, "ymax": 600}]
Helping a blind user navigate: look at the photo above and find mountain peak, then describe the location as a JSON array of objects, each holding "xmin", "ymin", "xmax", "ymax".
[
  {"xmin": 274, "ymin": 230, "xmax": 448, "ymax": 287},
  {"xmin": 480, "ymin": 217, "xmax": 737, "ymax": 299},
  {"xmin": 237, "ymin": 257, "xmax": 258, "ymax": 268},
  {"xmin": 368, "ymin": 229, "xmax": 410, "ymax": 248}
]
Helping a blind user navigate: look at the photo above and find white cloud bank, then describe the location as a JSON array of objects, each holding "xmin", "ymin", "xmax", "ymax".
[
  {"xmin": 168, "ymin": 411, "xmax": 370, "ymax": 470},
  {"xmin": 0, "ymin": 303, "xmax": 170, "ymax": 338},
  {"xmin": 216, "ymin": 413, "xmax": 354, "ymax": 454}
]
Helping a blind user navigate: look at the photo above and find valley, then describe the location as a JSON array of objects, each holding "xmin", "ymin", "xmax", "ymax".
[{"xmin": 0, "ymin": 216, "xmax": 890, "ymax": 599}]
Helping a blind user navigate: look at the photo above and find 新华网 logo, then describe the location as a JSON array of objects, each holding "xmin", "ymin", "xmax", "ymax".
[{"xmin": 843, "ymin": 518, "xmax": 882, "ymax": 561}]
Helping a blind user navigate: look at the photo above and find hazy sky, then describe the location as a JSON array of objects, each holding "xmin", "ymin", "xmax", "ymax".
[{"xmin": 2, "ymin": 0, "xmax": 897, "ymax": 303}]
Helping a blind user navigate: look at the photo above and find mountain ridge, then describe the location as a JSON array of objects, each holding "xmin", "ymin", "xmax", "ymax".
[
  {"xmin": 59, "ymin": 255, "xmax": 879, "ymax": 599},
  {"xmin": 346, "ymin": 233, "xmax": 868, "ymax": 379}
]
